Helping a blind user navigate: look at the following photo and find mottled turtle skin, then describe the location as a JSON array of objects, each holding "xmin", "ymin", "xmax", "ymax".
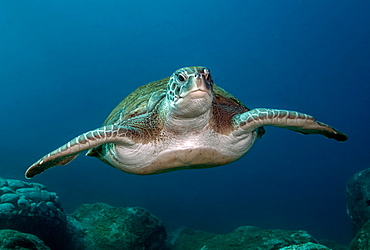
[{"xmin": 26, "ymin": 66, "xmax": 347, "ymax": 178}]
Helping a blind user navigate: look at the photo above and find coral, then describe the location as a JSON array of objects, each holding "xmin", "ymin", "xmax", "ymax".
[{"xmin": 0, "ymin": 178, "xmax": 72, "ymax": 250}]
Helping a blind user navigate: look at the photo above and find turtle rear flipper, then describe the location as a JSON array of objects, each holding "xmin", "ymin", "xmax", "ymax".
[
  {"xmin": 25, "ymin": 125, "xmax": 137, "ymax": 178},
  {"xmin": 234, "ymin": 108, "xmax": 348, "ymax": 142}
]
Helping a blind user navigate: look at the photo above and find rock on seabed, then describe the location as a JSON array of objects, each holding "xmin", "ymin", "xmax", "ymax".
[
  {"xmin": 346, "ymin": 168, "xmax": 370, "ymax": 235},
  {"xmin": 69, "ymin": 202, "xmax": 167, "ymax": 250},
  {"xmin": 0, "ymin": 229, "xmax": 50, "ymax": 250},
  {"xmin": 167, "ymin": 226, "xmax": 332, "ymax": 250}
]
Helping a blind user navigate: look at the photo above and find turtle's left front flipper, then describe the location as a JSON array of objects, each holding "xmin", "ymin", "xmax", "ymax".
[
  {"xmin": 25, "ymin": 125, "xmax": 136, "ymax": 178},
  {"xmin": 233, "ymin": 108, "xmax": 348, "ymax": 142}
]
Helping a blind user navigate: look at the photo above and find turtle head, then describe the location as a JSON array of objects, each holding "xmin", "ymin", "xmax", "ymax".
[{"xmin": 166, "ymin": 66, "xmax": 214, "ymax": 118}]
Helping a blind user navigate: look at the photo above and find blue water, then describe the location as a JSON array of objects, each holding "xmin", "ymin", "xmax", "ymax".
[{"xmin": 1, "ymin": 0, "xmax": 369, "ymax": 245}]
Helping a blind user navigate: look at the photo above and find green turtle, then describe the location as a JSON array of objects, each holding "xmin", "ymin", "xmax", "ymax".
[{"xmin": 25, "ymin": 66, "xmax": 347, "ymax": 178}]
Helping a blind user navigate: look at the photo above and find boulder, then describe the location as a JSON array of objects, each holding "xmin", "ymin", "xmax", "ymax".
[
  {"xmin": 0, "ymin": 178, "xmax": 72, "ymax": 250},
  {"xmin": 346, "ymin": 168, "xmax": 370, "ymax": 234},
  {"xmin": 168, "ymin": 226, "xmax": 331, "ymax": 250},
  {"xmin": 0, "ymin": 229, "xmax": 50, "ymax": 250},
  {"xmin": 69, "ymin": 202, "xmax": 167, "ymax": 249},
  {"xmin": 319, "ymin": 239, "xmax": 349, "ymax": 250},
  {"xmin": 279, "ymin": 243, "xmax": 330, "ymax": 249},
  {"xmin": 350, "ymin": 220, "xmax": 370, "ymax": 250}
]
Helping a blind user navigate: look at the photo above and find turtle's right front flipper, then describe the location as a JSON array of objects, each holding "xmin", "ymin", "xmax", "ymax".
[
  {"xmin": 233, "ymin": 108, "xmax": 348, "ymax": 142},
  {"xmin": 25, "ymin": 125, "xmax": 136, "ymax": 178}
]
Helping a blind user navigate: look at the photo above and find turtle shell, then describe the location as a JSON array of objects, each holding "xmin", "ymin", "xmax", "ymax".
[{"xmin": 103, "ymin": 75, "xmax": 250, "ymax": 127}]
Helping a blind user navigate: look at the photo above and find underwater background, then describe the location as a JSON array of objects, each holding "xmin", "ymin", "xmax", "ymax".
[{"xmin": 1, "ymin": 0, "xmax": 369, "ymax": 245}]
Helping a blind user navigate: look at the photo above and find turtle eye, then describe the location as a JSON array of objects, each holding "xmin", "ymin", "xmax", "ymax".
[{"xmin": 177, "ymin": 74, "xmax": 187, "ymax": 83}]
